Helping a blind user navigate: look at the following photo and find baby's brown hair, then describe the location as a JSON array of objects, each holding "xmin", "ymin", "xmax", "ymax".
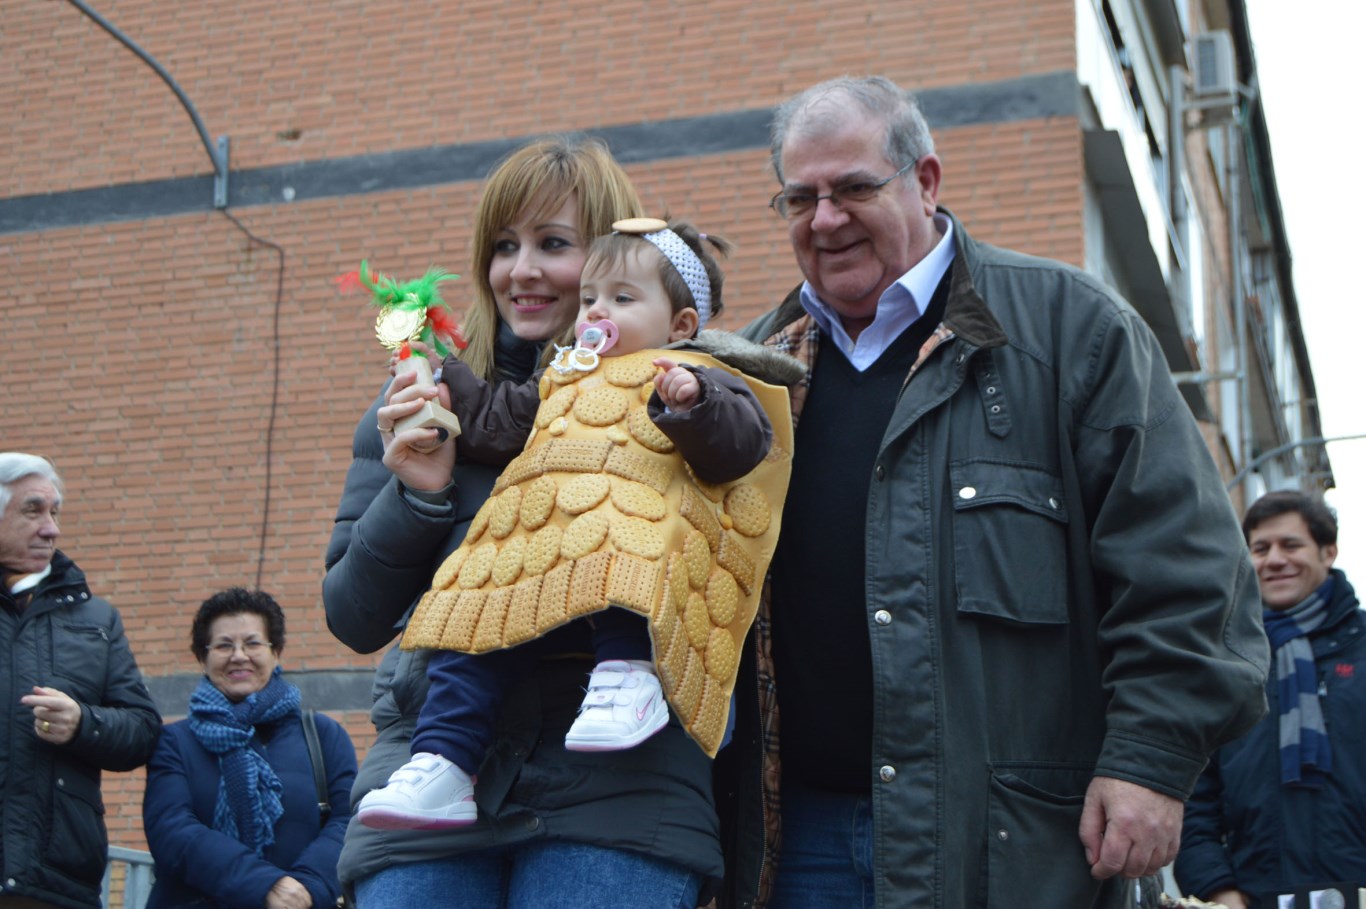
[{"xmin": 584, "ymin": 219, "xmax": 733, "ymax": 325}]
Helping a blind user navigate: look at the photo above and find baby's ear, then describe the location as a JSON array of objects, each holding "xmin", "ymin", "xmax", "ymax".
[{"xmin": 668, "ymin": 307, "xmax": 700, "ymax": 343}]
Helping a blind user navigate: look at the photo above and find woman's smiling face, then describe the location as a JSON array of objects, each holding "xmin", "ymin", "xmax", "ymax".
[
  {"xmin": 199, "ymin": 612, "xmax": 278, "ymax": 702},
  {"xmin": 487, "ymin": 192, "xmax": 587, "ymax": 342}
]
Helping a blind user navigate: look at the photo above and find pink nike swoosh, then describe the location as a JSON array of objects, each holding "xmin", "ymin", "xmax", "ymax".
[{"xmin": 636, "ymin": 694, "xmax": 657, "ymax": 721}]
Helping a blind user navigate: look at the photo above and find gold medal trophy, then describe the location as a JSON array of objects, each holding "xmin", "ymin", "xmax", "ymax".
[{"xmin": 341, "ymin": 261, "xmax": 465, "ymax": 438}]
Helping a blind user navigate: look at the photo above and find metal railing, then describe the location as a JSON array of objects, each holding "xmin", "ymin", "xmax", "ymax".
[{"xmin": 103, "ymin": 845, "xmax": 154, "ymax": 909}]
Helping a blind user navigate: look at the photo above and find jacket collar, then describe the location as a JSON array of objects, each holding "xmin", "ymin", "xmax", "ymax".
[{"xmin": 937, "ymin": 207, "xmax": 1008, "ymax": 351}]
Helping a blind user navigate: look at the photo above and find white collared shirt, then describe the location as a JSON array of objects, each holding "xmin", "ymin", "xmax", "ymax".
[
  {"xmin": 799, "ymin": 213, "xmax": 955, "ymax": 371},
  {"xmin": 9, "ymin": 563, "xmax": 51, "ymax": 595}
]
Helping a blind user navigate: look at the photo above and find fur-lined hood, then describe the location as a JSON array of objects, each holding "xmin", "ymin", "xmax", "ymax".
[{"xmin": 667, "ymin": 329, "xmax": 807, "ymax": 387}]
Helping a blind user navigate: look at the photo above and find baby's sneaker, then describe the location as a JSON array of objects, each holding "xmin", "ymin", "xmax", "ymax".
[
  {"xmin": 564, "ymin": 659, "xmax": 670, "ymax": 752},
  {"xmin": 356, "ymin": 752, "xmax": 476, "ymax": 829}
]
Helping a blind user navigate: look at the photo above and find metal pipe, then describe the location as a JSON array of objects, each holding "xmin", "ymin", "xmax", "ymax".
[
  {"xmin": 1225, "ymin": 434, "xmax": 1366, "ymax": 492},
  {"xmin": 1229, "ymin": 116, "xmax": 1252, "ymax": 506},
  {"xmin": 64, "ymin": 0, "xmax": 229, "ymax": 207}
]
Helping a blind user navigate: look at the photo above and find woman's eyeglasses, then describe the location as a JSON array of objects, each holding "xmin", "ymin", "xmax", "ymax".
[{"xmin": 207, "ymin": 639, "xmax": 272, "ymax": 657}]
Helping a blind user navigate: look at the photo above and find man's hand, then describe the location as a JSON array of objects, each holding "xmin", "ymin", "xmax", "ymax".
[
  {"xmin": 1206, "ymin": 888, "xmax": 1248, "ymax": 909},
  {"xmin": 265, "ymin": 876, "xmax": 313, "ymax": 909},
  {"xmin": 22, "ymin": 685, "xmax": 82, "ymax": 745},
  {"xmin": 652, "ymin": 358, "xmax": 700, "ymax": 412},
  {"xmin": 1078, "ymin": 776, "xmax": 1183, "ymax": 879}
]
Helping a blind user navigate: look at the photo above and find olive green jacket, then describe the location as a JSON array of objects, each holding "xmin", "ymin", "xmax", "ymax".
[{"xmin": 718, "ymin": 209, "xmax": 1269, "ymax": 908}]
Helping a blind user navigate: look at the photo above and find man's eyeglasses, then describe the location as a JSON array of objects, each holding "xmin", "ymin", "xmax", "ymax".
[
  {"xmin": 207, "ymin": 639, "xmax": 272, "ymax": 657},
  {"xmin": 769, "ymin": 159, "xmax": 918, "ymax": 220}
]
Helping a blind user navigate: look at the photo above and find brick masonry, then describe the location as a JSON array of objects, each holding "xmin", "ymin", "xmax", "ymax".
[{"xmin": 5, "ymin": 0, "xmax": 1090, "ymax": 850}]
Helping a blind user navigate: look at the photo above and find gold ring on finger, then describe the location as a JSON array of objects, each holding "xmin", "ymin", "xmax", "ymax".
[{"xmin": 41, "ymin": 720, "xmax": 51, "ymax": 733}]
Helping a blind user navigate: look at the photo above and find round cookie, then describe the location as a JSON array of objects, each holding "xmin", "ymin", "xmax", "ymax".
[
  {"xmin": 612, "ymin": 217, "xmax": 669, "ymax": 234},
  {"xmin": 458, "ymin": 542, "xmax": 498, "ymax": 589},
  {"xmin": 536, "ymin": 384, "xmax": 578, "ymax": 428},
  {"xmin": 430, "ymin": 547, "xmax": 468, "ymax": 592},
  {"xmin": 545, "ymin": 351, "xmax": 589, "ymax": 385},
  {"xmin": 489, "ymin": 486, "xmax": 523, "ymax": 539},
  {"xmin": 520, "ymin": 476, "xmax": 559, "ymax": 530},
  {"xmin": 524, "ymin": 524, "xmax": 563, "ymax": 576},
  {"xmin": 491, "ymin": 537, "xmax": 527, "ymax": 587},
  {"xmin": 611, "ymin": 478, "xmax": 667, "ymax": 521},
  {"xmin": 560, "ymin": 511, "xmax": 610, "ymax": 559},
  {"xmin": 705, "ymin": 568, "xmax": 740, "ymax": 627},
  {"xmin": 683, "ymin": 530, "xmax": 712, "ymax": 590},
  {"xmin": 684, "ymin": 590, "xmax": 711, "ymax": 649},
  {"xmin": 466, "ymin": 497, "xmax": 493, "ymax": 544},
  {"xmin": 610, "ymin": 516, "xmax": 666, "ymax": 559},
  {"xmin": 724, "ymin": 484, "xmax": 771, "ymax": 537},
  {"xmin": 557, "ymin": 474, "xmax": 610, "ymax": 515},
  {"xmin": 605, "ymin": 352, "xmax": 658, "ymax": 388},
  {"xmin": 627, "ymin": 407, "xmax": 675, "ymax": 453},
  {"xmin": 704, "ymin": 626, "xmax": 738, "ymax": 681},
  {"xmin": 572, "ymin": 384, "xmax": 630, "ymax": 427}
]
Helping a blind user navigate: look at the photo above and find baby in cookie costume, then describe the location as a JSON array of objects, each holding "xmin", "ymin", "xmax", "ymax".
[{"xmin": 357, "ymin": 218, "xmax": 801, "ymax": 830}]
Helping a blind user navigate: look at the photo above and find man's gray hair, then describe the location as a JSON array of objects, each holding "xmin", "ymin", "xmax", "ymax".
[
  {"xmin": 769, "ymin": 75, "xmax": 936, "ymax": 183},
  {"xmin": 0, "ymin": 453, "xmax": 63, "ymax": 515}
]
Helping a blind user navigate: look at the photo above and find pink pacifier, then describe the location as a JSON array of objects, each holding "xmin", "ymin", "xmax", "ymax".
[
  {"xmin": 576, "ymin": 319, "xmax": 619, "ymax": 355},
  {"xmin": 551, "ymin": 319, "xmax": 619, "ymax": 374}
]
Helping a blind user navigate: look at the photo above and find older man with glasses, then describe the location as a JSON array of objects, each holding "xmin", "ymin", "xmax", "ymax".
[{"xmin": 716, "ymin": 75, "xmax": 1271, "ymax": 908}]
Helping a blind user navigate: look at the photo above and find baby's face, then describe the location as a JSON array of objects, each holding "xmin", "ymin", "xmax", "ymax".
[{"xmin": 577, "ymin": 246, "xmax": 693, "ymax": 356}]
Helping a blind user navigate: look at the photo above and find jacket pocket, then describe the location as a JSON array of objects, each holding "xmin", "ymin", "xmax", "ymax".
[
  {"xmin": 52, "ymin": 621, "xmax": 111, "ymax": 703},
  {"xmin": 985, "ymin": 766, "xmax": 1099, "ymax": 909},
  {"xmin": 949, "ymin": 459, "xmax": 1069, "ymax": 625},
  {"xmin": 45, "ymin": 764, "xmax": 108, "ymax": 886}
]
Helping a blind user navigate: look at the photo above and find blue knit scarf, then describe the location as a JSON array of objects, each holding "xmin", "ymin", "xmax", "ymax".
[
  {"xmin": 188, "ymin": 667, "xmax": 301, "ymax": 854},
  {"xmin": 1262, "ymin": 578, "xmax": 1334, "ymax": 787}
]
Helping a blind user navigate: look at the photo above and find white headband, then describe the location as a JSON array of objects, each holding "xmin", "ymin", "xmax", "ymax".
[{"xmin": 612, "ymin": 218, "xmax": 712, "ymax": 328}]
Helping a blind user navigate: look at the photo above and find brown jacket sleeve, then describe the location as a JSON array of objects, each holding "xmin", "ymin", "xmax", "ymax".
[{"xmin": 648, "ymin": 365, "xmax": 773, "ymax": 484}]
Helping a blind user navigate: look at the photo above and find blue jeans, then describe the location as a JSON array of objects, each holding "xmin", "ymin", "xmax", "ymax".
[
  {"xmin": 768, "ymin": 785, "xmax": 875, "ymax": 909},
  {"xmin": 353, "ymin": 841, "xmax": 703, "ymax": 909}
]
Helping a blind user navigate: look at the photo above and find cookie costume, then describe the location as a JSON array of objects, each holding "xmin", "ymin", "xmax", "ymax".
[{"xmin": 403, "ymin": 335, "xmax": 799, "ymax": 756}]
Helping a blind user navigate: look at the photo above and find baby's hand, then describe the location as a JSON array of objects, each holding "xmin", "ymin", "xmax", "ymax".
[{"xmin": 652, "ymin": 358, "xmax": 700, "ymax": 412}]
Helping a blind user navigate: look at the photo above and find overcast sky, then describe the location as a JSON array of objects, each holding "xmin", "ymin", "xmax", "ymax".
[{"xmin": 1244, "ymin": 0, "xmax": 1366, "ymax": 576}]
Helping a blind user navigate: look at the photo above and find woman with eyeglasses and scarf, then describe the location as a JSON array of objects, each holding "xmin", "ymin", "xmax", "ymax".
[{"xmin": 142, "ymin": 588, "xmax": 357, "ymax": 909}]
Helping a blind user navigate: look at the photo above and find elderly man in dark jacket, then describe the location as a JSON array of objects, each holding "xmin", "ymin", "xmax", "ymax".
[
  {"xmin": 1177, "ymin": 492, "xmax": 1366, "ymax": 908},
  {"xmin": 715, "ymin": 76, "xmax": 1270, "ymax": 908},
  {"xmin": 0, "ymin": 452, "xmax": 161, "ymax": 909}
]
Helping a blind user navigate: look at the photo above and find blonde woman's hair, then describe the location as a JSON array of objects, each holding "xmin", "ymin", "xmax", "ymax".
[{"xmin": 459, "ymin": 137, "xmax": 644, "ymax": 380}]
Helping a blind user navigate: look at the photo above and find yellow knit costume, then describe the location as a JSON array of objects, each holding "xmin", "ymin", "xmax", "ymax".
[{"xmin": 402, "ymin": 348, "xmax": 793, "ymax": 756}]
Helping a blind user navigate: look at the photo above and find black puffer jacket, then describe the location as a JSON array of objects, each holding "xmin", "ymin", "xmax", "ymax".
[{"xmin": 0, "ymin": 552, "xmax": 161, "ymax": 909}]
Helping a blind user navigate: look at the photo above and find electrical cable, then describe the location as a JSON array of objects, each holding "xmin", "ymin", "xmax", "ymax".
[
  {"xmin": 219, "ymin": 211, "xmax": 286, "ymax": 589},
  {"xmin": 64, "ymin": 0, "xmax": 287, "ymax": 589}
]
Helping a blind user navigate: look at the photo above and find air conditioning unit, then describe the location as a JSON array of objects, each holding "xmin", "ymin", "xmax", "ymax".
[{"xmin": 1192, "ymin": 31, "xmax": 1237, "ymax": 101}]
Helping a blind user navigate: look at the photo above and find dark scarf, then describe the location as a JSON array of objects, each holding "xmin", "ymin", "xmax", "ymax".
[
  {"xmin": 1263, "ymin": 577, "xmax": 1334, "ymax": 787},
  {"xmin": 493, "ymin": 318, "xmax": 547, "ymax": 383},
  {"xmin": 188, "ymin": 667, "xmax": 301, "ymax": 854}
]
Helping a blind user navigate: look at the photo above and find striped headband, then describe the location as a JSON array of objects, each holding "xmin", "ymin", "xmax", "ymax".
[{"xmin": 612, "ymin": 218, "xmax": 711, "ymax": 328}]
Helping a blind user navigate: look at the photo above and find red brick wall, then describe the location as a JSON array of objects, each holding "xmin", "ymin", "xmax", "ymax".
[
  {"xmin": 6, "ymin": 0, "xmax": 1083, "ymax": 850},
  {"xmin": 7, "ymin": 0, "xmax": 1076, "ymax": 195}
]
